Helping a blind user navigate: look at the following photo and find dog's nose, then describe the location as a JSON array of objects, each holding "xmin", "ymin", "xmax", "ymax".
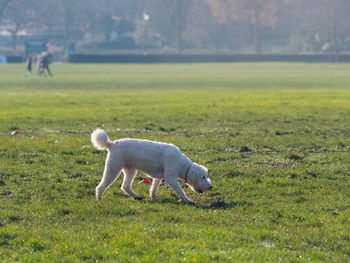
[{"xmin": 209, "ymin": 185, "xmax": 213, "ymax": 190}]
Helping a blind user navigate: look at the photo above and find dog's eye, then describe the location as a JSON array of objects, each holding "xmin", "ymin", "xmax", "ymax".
[{"xmin": 202, "ymin": 176, "xmax": 205, "ymax": 179}]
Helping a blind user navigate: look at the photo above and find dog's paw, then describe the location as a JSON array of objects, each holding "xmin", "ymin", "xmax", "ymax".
[
  {"xmin": 178, "ymin": 198, "xmax": 195, "ymax": 204},
  {"xmin": 134, "ymin": 195, "xmax": 143, "ymax": 200},
  {"xmin": 96, "ymin": 188, "xmax": 102, "ymax": 201},
  {"xmin": 187, "ymin": 198, "xmax": 195, "ymax": 205}
]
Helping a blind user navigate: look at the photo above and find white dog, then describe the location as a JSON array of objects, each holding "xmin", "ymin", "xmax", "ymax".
[{"xmin": 91, "ymin": 128, "xmax": 212, "ymax": 203}]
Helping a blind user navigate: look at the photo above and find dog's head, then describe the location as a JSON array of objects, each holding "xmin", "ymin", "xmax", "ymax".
[{"xmin": 186, "ymin": 163, "xmax": 212, "ymax": 194}]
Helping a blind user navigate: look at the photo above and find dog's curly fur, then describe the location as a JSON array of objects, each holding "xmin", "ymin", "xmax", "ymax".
[{"xmin": 91, "ymin": 128, "xmax": 212, "ymax": 203}]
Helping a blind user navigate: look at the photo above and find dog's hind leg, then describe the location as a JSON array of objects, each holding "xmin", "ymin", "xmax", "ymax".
[
  {"xmin": 165, "ymin": 176, "xmax": 194, "ymax": 204},
  {"xmin": 150, "ymin": 178, "xmax": 162, "ymax": 201},
  {"xmin": 96, "ymin": 154, "xmax": 122, "ymax": 201},
  {"xmin": 121, "ymin": 168, "xmax": 142, "ymax": 200}
]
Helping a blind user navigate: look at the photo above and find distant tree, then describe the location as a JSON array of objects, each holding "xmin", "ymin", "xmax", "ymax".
[
  {"xmin": 2, "ymin": 0, "xmax": 36, "ymax": 51},
  {"xmin": 207, "ymin": 0, "xmax": 280, "ymax": 54},
  {"xmin": 59, "ymin": 0, "xmax": 94, "ymax": 45},
  {"xmin": 181, "ymin": 0, "xmax": 231, "ymax": 50},
  {"xmin": 318, "ymin": 0, "xmax": 350, "ymax": 61},
  {"xmin": 0, "ymin": 0, "xmax": 11, "ymax": 22},
  {"xmin": 294, "ymin": 0, "xmax": 350, "ymax": 58},
  {"xmin": 162, "ymin": 0, "xmax": 193, "ymax": 54},
  {"xmin": 60, "ymin": 0, "xmax": 77, "ymax": 45},
  {"xmin": 182, "ymin": 0, "xmax": 217, "ymax": 49},
  {"xmin": 134, "ymin": 13, "xmax": 158, "ymax": 50},
  {"xmin": 86, "ymin": 0, "xmax": 140, "ymax": 43},
  {"xmin": 34, "ymin": 0, "xmax": 63, "ymax": 38}
]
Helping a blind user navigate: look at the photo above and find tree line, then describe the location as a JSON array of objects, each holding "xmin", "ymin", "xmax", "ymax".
[{"xmin": 0, "ymin": 0, "xmax": 350, "ymax": 56}]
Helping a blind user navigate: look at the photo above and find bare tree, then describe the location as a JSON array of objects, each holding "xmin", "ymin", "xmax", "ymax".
[
  {"xmin": 0, "ymin": 0, "xmax": 11, "ymax": 22},
  {"xmin": 61, "ymin": 0, "xmax": 76, "ymax": 45},
  {"xmin": 296, "ymin": 0, "xmax": 350, "ymax": 60},
  {"xmin": 208, "ymin": 0, "xmax": 280, "ymax": 54},
  {"xmin": 1, "ymin": 0, "xmax": 349, "ymax": 55},
  {"xmin": 322, "ymin": 0, "xmax": 350, "ymax": 61},
  {"xmin": 2, "ymin": 0, "xmax": 36, "ymax": 51},
  {"xmin": 34, "ymin": 0, "xmax": 63, "ymax": 39},
  {"xmin": 162, "ymin": 0, "xmax": 193, "ymax": 54}
]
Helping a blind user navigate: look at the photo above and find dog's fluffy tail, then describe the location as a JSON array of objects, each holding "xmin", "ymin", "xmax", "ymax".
[{"xmin": 91, "ymin": 128, "xmax": 112, "ymax": 150}]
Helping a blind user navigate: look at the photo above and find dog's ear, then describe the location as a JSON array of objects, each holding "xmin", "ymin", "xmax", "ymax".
[
  {"xmin": 189, "ymin": 163, "xmax": 207, "ymax": 181},
  {"xmin": 203, "ymin": 165, "xmax": 208, "ymax": 174},
  {"xmin": 194, "ymin": 163, "xmax": 208, "ymax": 174}
]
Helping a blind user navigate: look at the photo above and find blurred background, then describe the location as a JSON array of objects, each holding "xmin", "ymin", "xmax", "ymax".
[{"xmin": 0, "ymin": 0, "xmax": 349, "ymax": 61}]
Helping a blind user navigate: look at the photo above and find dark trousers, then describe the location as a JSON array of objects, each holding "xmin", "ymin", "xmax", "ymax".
[{"xmin": 44, "ymin": 65, "xmax": 52, "ymax": 76}]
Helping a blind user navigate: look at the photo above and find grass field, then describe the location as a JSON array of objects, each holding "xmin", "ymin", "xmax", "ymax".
[{"xmin": 0, "ymin": 63, "xmax": 349, "ymax": 262}]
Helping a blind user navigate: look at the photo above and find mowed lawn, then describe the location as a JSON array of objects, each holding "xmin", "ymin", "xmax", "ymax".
[{"xmin": 0, "ymin": 63, "xmax": 349, "ymax": 262}]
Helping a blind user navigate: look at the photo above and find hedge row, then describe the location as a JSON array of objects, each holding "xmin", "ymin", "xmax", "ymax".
[
  {"xmin": 6, "ymin": 54, "xmax": 350, "ymax": 63},
  {"xmin": 68, "ymin": 54, "xmax": 350, "ymax": 63},
  {"xmin": 4, "ymin": 56, "xmax": 23, "ymax": 63}
]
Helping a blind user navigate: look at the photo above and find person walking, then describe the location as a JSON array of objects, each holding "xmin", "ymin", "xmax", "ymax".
[
  {"xmin": 36, "ymin": 53, "xmax": 43, "ymax": 76},
  {"xmin": 42, "ymin": 52, "xmax": 53, "ymax": 77},
  {"xmin": 25, "ymin": 55, "xmax": 32, "ymax": 77}
]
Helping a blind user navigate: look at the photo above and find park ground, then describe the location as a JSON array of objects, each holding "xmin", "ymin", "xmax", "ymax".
[{"xmin": 0, "ymin": 63, "xmax": 349, "ymax": 262}]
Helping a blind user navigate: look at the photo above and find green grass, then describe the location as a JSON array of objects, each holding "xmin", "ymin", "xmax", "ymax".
[{"xmin": 0, "ymin": 63, "xmax": 349, "ymax": 262}]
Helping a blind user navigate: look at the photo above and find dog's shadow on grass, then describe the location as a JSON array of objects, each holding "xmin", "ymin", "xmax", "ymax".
[
  {"xmin": 156, "ymin": 197, "xmax": 252, "ymax": 210},
  {"xmin": 199, "ymin": 200, "xmax": 253, "ymax": 210},
  {"xmin": 115, "ymin": 190, "xmax": 251, "ymax": 210}
]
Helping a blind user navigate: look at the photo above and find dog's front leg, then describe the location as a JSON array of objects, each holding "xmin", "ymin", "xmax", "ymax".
[
  {"xmin": 150, "ymin": 178, "xmax": 162, "ymax": 201},
  {"xmin": 165, "ymin": 177, "xmax": 195, "ymax": 204}
]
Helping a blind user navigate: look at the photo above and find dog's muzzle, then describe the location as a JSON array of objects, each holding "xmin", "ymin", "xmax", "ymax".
[{"xmin": 194, "ymin": 188, "xmax": 203, "ymax": 194}]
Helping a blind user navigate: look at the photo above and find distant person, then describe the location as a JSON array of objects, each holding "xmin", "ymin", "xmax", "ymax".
[
  {"xmin": 25, "ymin": 55, "xmax": 32, "ymax": 77},
  {"xmin": 42, "ymin": 52, "xmax": 53, "ymax": 77},
  {"xmin": 36, "ymin": 54, "xmax": 43, "ymax": 76},
  {"xmin": 37, "ymin": 52, "xmax": 53, "ymax": 77}
]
